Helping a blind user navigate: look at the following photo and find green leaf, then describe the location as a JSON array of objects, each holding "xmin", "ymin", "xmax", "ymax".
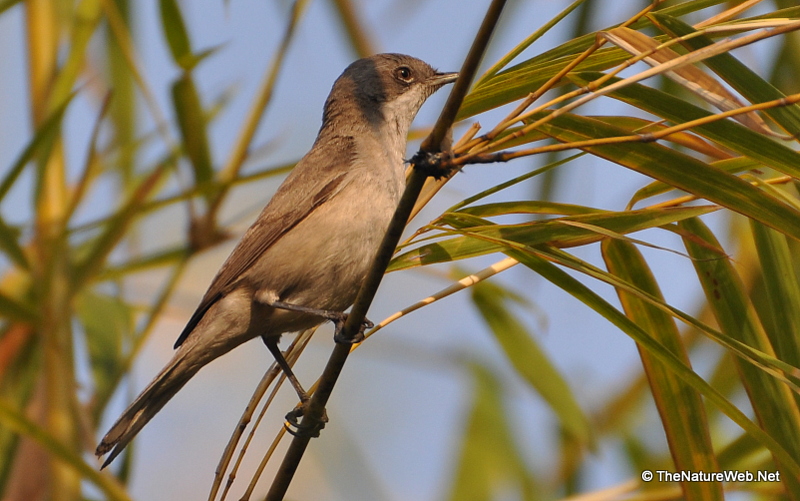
[
  {"xmin": 457, "ymin": 200, "xmax": 604, "ymax": 218},
  {"xmin": 532, "ymin": 111, "xmax": 800, "ymax": 241},
  {"xmin": 0, "ymin": 95, "xmax": 74, "ymax": 203},
  {"xmin": 602, "ymin": 239, "xmax": 722, "ymax": 501},
  {"xmin": 71, "ymin": 163, "xmax": 169, "ymax": 289},
  {"xmin": 459, "ymin": 46, "xmax": 631, "ymax": 121},
  {"xmin": 159, "ymin": 0, "xmax": 193, "ymax": 70},
  {"xmin": 470, "ymin": 279, "xmax": 592, "ymax": 447},
  {"xmin": 446, "ymin": 364, "xmax": 536, "ymax": 501},
  {"xmin": 0, "ymin": 218, "xmax": 28, "ymax": 270},
  {"xmin": 0, "ymin": 292, "xmax": 36, "ymax": 323},
  {"xmin": 750, "ymin": 221, "xmax": 800, "ymax": 370},
  {"xmin": 475, "ymin": 0, "xmax": 586, "ymax": 86},
  {"xmin": 680, "ymin": 217, "xmax": 800, "ymax": 496},
  {"xmin": 568, "ymin": 72, "xmax": 800, "ymax": 181},
  {"xmin": 504, "ymin": 247, "xmax": 800, "ymax": 481},
  {"xmin": 48, "ymin": 0, "xmax": 102, "ymax": 114},
  {"xmin": 172, "ymin": 74, "xmax": 215, "ymax": 190},
  {"xmin": 630, "ymin": 157, "xmax": 761, "ymax": 208},
  {"xmin": 0, "ymin": 0, "xmax": 22, "ymax": 15},
  {"xmin": 75, "ymin": 290, "xmax": 133, "ymax": 412},
  {"xmin": 97, "ymin": 246, "xmax": 190, "ymax": 281},
  {"xmin": 650, "ymin": 13, "xmax": 800, "ymax": 137},
  {"xmin": 456, "ymin": 0, "xmax": 732, "ymax": 121},
  {"xmin": 390, "ymin": 205, "xmax": 715, "ymax": 272},
  {"xmin": 0, "ymin": 398, "xmax": 132, "ymax": 501}
]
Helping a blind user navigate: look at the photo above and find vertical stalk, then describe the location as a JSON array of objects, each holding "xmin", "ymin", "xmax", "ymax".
[{"xmin": 25, "ymin": 1, "xmax": 79, "ymax": 499}]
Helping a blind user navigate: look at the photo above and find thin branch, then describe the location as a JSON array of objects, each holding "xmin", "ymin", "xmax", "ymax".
[
  {"xmin": 329, "ymin": 0, "xmax": 378, "ymax": 58},
  {"xmin": 461, "ymin": 0, "xmax": 667, "ymax": 152},
  {"xmin": 263, "ymin": 0, "xmax": 508, "ymax": 498},
  {"xmin": 210, "ymin": 0, "xmax": 312, "ymax": 215},
  {"xmin": 366, "ymin": 257, "xmax": 519, "ymax": 338},
  {"xmin": 210, "ymin": 329, "xmax": 313, "ymax": 501},
  {"xmin": 449, "ymin": 90, "xmax": 800, "ymax": 168}
]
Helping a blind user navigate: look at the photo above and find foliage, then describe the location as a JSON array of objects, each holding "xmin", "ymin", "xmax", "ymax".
[{"xmin": 1, "ymin": 0, "xmax": 799, "ymax": 499}]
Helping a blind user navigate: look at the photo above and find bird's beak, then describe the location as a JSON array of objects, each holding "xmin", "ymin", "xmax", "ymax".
[{"xmin": 429, "ymin": 71, "xmax": 459, "ymax": 86}]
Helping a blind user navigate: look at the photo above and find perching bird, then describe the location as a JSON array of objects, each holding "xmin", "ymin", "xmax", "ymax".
[{"xmin": 96, "ymin": 53, "xmax": 457, "ymax": 467}]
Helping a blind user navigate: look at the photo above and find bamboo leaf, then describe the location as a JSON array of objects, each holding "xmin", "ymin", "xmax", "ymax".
[
  {"xmin": 457, "ymin": 0, "xmax": 733, "ymax": 121},
  {"xmin": 446, "ymin": 364, "xmax": 536, "ymax": 501},
  {"xmin": 0, "ymin": 96, "xmax": 74, "ymax": 203},
  {"xmin": 651, "ymin": 13, "xmax": 800, "ymax": 137},
  {"xmin": 680, "ymin": 217, "xmax": 800, "ymax": 496},
  {"xmin": 568, "ymin": 73, "xmax": 800, "ymax": 180},
  {"xmin": 457, "ymin": 200, "xmax": 605, "ymax": 218},
  {"xmin": 458, "ymin": 46, "xmax": 631, "ymax": 121},
  {"xmin": 159, "ymin": 0, "xmax": 193, "ymax": 70},
  {"xmin": 504, "ymin": 247, "xmax": 800, "ymax": 481},
  {"xmin": 750, "ymin": 221, "xmax": 800, "ymax": 370},
  {"xmin": 475, "ymin": 0, "xmax": 586, "ymax": 86},
  {"xmin": 532, "ymin": 111, "xmax": 800, "ymax": 241},
  {"xmin": 0, "ymin": 398, "xmax": 132, "ymax": 501},
  {"xmin": 96, "ymin": 246, "xmax": 190, "ymax": 281},
  {"xmin": 172, "ymin": 74, "xmax": 215, "ymax": 190},
  {"xmin": 602, "ymin": 239, "xmax": 722, "ymax": 501},
  {"xmin": 471, "ymin": 279, "xmax": 592, "ymax": 447},
  {"xmin": 0, "ymin": 218, "xmax": 28, "ymax": 270},
  {"xmin": 603, "ymin": 27, "xmax": 773, "ymax": 135},
  {"xmin": 470, "ymin": 230, "xmax": 800, "ymax": 394},
  {"xmin": 630, "ymin": 157, "xmax": 760, "ymax": 207},
  {"xmin": 71, "ymin": 163, "xmax": 169, "ymax": 289},
  {"xmin": 390, "ymin": 205, "xmax": 716, "ymax": 272},
  {"xmin": 75, "ymin": 291, "xmax": 133, "ymax": 411}
]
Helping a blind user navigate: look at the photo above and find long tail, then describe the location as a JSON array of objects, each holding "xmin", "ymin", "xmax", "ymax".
[{"xmin": 95, "ymin": 344, "xmax": 208, "ymax": 468}]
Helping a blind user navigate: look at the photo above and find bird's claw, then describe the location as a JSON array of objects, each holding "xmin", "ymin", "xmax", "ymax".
[
  {"xmin": 409, "ymin": 150, "xmax": 454, "ymax": 180},
  {"xmin": 331, "ymin": 313, "xmax": 373, "ymax": 344},
  {"xmin": 283, "ymin": 400, "xmax": 328, "ymax": 438}
]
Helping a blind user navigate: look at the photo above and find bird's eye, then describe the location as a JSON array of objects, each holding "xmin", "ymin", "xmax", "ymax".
[{"xmin": 394, "ymin": 66, "xmax": 414, "ymax": 83}]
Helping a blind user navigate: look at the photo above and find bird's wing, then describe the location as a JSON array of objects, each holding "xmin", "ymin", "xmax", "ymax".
[{"xmin": 174, "ymin": 136, "xmax": 356, "ymax": 348}]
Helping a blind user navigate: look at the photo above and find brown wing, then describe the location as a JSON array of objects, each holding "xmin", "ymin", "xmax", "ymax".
[{"xmin": 174, "ymin": 136, "xmax": 356, "ymax": 348}]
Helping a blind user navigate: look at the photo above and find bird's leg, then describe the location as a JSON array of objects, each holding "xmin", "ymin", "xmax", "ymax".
[
  {"xmin": 261, "ymin": 336, "xmax": 327, "ymax": 437},
  {"xmin": 270, "ymin": 300, "xmax": 373, "ymax": 344}
]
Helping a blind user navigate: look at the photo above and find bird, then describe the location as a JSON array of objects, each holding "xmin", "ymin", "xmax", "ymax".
[{"xmin": 95, "ymin": 53, "xmax": 458, "ymax": 467}]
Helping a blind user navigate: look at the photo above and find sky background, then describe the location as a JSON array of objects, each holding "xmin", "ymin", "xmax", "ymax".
[{"xmin": 0, "ymin": 0, "xmax": 777, "ymax": 499}]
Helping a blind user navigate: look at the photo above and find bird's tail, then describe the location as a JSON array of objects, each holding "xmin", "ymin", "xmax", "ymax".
[{"xmin": 95, "ymin": 340, "xmax": 217, "ymax": 468}]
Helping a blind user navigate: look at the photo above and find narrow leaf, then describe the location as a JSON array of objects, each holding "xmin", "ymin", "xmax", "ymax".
[
  {"xmin": 602, "ymin": 239, "xmax": 722, "ymax": 501},
  {"xmin": 651, "ymin": 13, "xmax": 800, "ymax": 137},
  {"xmin": 0, "ymin": 218, "xmax": 28, "ymax": 270},
  {"xmin": 506, "ymin": 248, "xmax": 800, "ymax": 480},
  {"xmin": 533, "ymin": 112, "xmax": 800, "ymax": 241},
  {"xmin": 172, "ymin": 74, "xmax": 214, "ymax": 189},
  {"xmin": 471, "ymin": 279, "xmax": 592, "ymax": 446},
  {"xmin": 159, "ymin": 0, "xmax": 193, "ymax": 70},
  {"xmin": 568, "ymin": 73, "xmax": 800, "ymax": 181},
  {"xmin": 750, "ymin": 221, "xmax": 800, "ymax": 370},
  {"xmin": 0, "ymin": 399, "xmax": 132, "ymax": 500},
  {"xmin": 0, "ymin": 96, "xmax": 73, "ymax": 203},
  {"xmin": 446, "ymin": 364, "xmax": 536, "ymax": 501},
  {"xmin": 75, "ymin": 291, "xmax": 133, "ymax": 410},
  {"xmin": 604, "ymin": 27, "xmax": 773, "ymax": 134},
  {"xmin": 680, "ymin": 217, "xmax": 800, "ymax": 495},
  {"xmin": 390, "ymin": 205, "xmax": 715, "ymax": 272}
]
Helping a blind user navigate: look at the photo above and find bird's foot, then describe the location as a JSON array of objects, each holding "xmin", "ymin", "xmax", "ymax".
[
  {"xmin": 271, "ymin": 301, "xmax": 371, "ymax": 342},
  {"xmin": 284, "ymin": 399, "xmax": 328, "ymax": 438},
  {"xmin": 409, "ymin": 149, "xmax": 456, "ymax": 180},
  {"xmin": 330, "ymin": 312, "xmax": 373, "ymax": 344}
]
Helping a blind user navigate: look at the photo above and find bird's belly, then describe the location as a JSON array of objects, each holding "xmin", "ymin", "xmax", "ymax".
[{"xmin": 244, "ymin": 180, "xmax": 399, "ymax": 333}]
